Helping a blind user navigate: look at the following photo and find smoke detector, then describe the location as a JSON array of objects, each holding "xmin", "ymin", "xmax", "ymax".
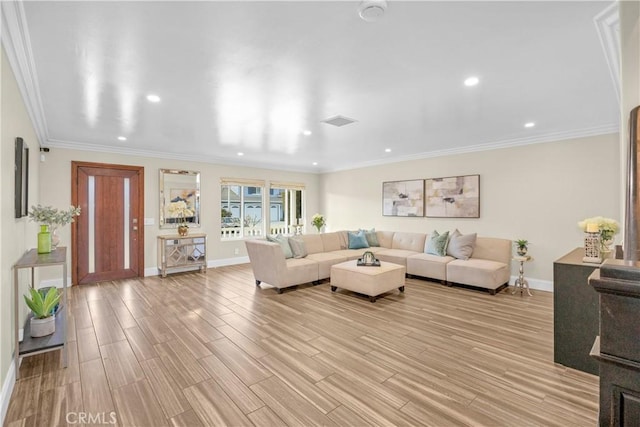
[{"xmin": 358, "ymin": 0, "xmax": 387, "ymax": 22}]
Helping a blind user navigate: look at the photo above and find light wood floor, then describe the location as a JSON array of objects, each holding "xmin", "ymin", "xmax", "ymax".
[{"xmin": 5, "ymin": 264, "xmax": 598, "ymax": 426}]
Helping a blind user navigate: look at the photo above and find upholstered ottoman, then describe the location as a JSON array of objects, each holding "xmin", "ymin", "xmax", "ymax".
[{"xmin": 330, "ymin": 260, "xmax": 406, "ymax": 302}]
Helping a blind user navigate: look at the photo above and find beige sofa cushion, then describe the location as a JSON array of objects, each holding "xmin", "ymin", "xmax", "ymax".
[
  {"xmin": 245, "ymin": 240, "xmax": 318, "ymax": 289},
  {"xmin": 321, "ymin": 232, "xmax": 342, "ymax": 252},
  {"xmin": 392, "ymin": 232, "xmax": 426, "ymax": 252},
  {"xmin": 473, "ymin": 237, "xmax": 511, "ymax": 264},
  {"xmin": 446, "ymin": 259, "xmax": 510, "ymax": 290},
  {"xmin": 376, "ymin": 249, "xmax": 419, "ymax": 267},
  {"xmin": 306, "ymin": 252, "xmax": 348, "ymax": 279},
  {"xmin": 301, "ymin": 234, "xmax": 324, "ymax": 254},
  {"xmin": 406, "ymin": 253, "xmax": 454, "ymax": 281},
  {"xmin": 376, "ymin": 231, "xmax": 395, "ymax": 248}
]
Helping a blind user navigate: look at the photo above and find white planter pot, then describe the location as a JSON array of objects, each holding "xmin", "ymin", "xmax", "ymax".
[{"xmin": 30, "ymin": 315, "xmax": 55, "ymax": 337}]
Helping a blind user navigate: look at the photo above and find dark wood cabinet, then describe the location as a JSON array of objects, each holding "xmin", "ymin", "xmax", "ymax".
[
  {"xmin": 553, "ymin": 248, "xmax": 600, "ymax": 375},
  {"xmin": 589, "ymin": 259, "xmax": 640, "ymax": 426}
]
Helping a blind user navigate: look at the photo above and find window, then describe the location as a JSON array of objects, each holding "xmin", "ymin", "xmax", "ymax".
[
  {"xmin": 269, "ymin": 182, "xmax": 305, "ymax": 235},
  {"xmin": 220, "ymin": 178, "xmax": 265, "ymax": 239},
  {"xmin": 220, "ymin": 178, "xmax": 305, "ymax": 239}
]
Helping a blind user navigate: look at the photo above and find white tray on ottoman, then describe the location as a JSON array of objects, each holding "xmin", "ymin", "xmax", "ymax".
[{"xmin": 330, "ymin": 260, "xmax": 406, "ymax": 302}]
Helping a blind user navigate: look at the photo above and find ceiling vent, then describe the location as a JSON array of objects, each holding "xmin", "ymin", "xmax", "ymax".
[{"xmin": 321, "ymin": 115, "xmax": 358, "ymax": 127}]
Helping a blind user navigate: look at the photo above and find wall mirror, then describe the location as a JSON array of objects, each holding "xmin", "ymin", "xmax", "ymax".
[{"xmin": 159, "ymin": 169, "xmax": 201, "ymax": 229}]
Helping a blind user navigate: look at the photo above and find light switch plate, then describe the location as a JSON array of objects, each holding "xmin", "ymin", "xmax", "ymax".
[{"xmin": 144, "ymin": 218, "xmax": 155, "ymax": 226}]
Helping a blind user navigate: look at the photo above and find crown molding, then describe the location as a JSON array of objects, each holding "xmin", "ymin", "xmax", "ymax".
[
  {"xmin": 45, "ymin": 138, "xmax": 319, "ymax": 174},
  {"xmin": 1, "ymin": 0, "xmax": 49, "ymax": 146},
  {"xmin": 594, "ymin": 1, "xmax": 621, "ymax": 104},
  {"xmin": 48, "ymin": 123, "xmax": 619, "ymax": 175},
  {"xmin": 320, "ymin": 123, "xmax": 620, "ymax": 173}
]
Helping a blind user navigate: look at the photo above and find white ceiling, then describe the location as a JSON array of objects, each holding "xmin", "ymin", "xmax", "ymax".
[{"xmin": 3, "ymin": 1, "xmax": 620, "ymax": 173}]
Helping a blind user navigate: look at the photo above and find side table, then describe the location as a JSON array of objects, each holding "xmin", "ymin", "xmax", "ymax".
[{"xmin": 512, "ymin": 255, "xmax": 532, "ymax": 296}]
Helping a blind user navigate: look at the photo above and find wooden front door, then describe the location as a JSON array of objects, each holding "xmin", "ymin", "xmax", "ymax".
[{"xmin": 72, "ymin": 162, "xmax": 144, "ymax": 285}]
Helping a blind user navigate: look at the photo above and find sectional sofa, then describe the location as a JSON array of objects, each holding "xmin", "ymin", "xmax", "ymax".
[{"xmin": 245, "ymin": 230, "xmax": 512, "ymax": 295}]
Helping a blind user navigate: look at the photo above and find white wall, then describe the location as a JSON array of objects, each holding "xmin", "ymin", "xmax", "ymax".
[
  {"xmin": 1, "ymin": 46, "xmax": 41, "ymax": 420},
  {"xmin": 37, "ymin": 148, "xmax": 320, "ymax": 280},
  {"xmin": 320, "ymin": 133, "xmax": 620, "ymax": 283}
]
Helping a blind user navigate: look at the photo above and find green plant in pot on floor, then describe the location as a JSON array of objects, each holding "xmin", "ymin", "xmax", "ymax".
[{"xmin": 24, "ymin": 287, "xmax": 60, "ymax": 337}]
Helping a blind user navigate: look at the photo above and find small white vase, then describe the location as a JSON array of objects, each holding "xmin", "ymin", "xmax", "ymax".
[{"xmin": 30, "ymin": 315, "xmax": 55, "ymax": 337}]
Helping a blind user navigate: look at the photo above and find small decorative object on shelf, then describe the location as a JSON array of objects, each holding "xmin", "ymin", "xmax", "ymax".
[
  {"xmin": 515, "ymin": 239, "xmax": 528, "ymax": 256},
  {"xmin": 29, "ymin": 204, "xmax": 81, "ymax": 251},
  {"xmin": 168, "ymin": 200, "xmax": 193, "ymax": 236},
  {"xmin": 578, "ymin": 216, "xmax": 619, "ymax": 261},
  {"xmin": 24, "ymin": 287, "xmax": 60, "ymax": 337},
  {"xmin": 37, "ymin": 224, "xmax": 51, "ymax": 254},
  {"xmin": 583, "ymin": 222, "xmax": 601, "ymax": 263},
  {"xmin": 312, "ymin": 213, "xmax": 326, "ymax": 233}
]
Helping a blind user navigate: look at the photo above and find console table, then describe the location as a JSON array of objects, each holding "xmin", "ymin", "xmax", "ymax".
[
  {"xmin": 553, "ymin": 247, "xmax": 600, "ymax": 375},
  {"xmin": 13, "ymin": 247, "xmax": 68, "ymax": 379},
  {"xmin": 157, "ymin": 234, "xmax": 207, "ymax": 277}
]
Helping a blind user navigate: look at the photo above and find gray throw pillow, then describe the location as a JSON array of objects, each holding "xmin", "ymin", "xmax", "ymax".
[
  {"xmin": 425, "ymin": 230, "xmax": 450, "ymax": 256},
  {"xmin": 363, "ymin": 228, "xmax": 380, "ymax": 247},
  {"xmin": 266, "ymin": 234, "xmax": 293, "ymax": 259},
  {"xmin": 446, "ymin": 229, "xmax": 477, "ymax": 260},
  {"xmin": 288, "ymin": 236, "xmax": 308, "ymax": 259}
]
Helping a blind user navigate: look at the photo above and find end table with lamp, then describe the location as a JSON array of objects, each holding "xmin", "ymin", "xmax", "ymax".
[{"xmin": 512, "ymin": 255, "xmax": 533, "ymax": 296}]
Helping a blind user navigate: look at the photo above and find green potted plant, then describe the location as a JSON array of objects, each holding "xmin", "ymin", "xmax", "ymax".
[
  {"xmin": 515, "ymin": 239, "xmax": 529, "ymax": 256},
  {"xmin": 24, "ymin": 287, "xmax": 60, "ymax": 337},
  {"xmin": 311, "ymin": 213, "xmax": 326, "ymax": 233}
]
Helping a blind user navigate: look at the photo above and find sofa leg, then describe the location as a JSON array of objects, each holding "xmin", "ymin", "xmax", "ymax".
[
  {"xmin": 255, "ymin": 280, "xmax": 261, "ymax": 286},
  {"xmin": 330, "ymin": 286, "xmax": 337, "ymax": 292},
  {"xmin": 369, "ymin": 296, "xmax": 377, "ymax": 303},
  {"xmin": 445, "ymin": 281, "xmax": 453, "ymax": 287},
  {"xmin": 276, "ymin": 288, "xmax": 283, "ymax": 294},
  {"xmin": 489, "ymin": 289, "xmax": 496, "ymax": 295},
  {"xmin": 399, "ymin": 286, "xmax": 405, "ymax": 292}
]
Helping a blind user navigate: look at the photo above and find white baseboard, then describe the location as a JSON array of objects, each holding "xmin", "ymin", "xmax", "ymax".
[
  {"xmin": 208, "ymin": 256, "xmax": 250, "ymax": 268},
  {"xmin": 1, "ymin": 361, "xmax": 16, "ymax": 425},
  {"xmin": 144, "ymin": 256, "xmax": 250, "ymax": 277},
  {"xmin": 509, "ymin": 275, "xmax": 553, "ymax": 292}
]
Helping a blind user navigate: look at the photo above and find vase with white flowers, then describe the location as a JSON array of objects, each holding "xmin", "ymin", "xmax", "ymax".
[
  {"xmin": 578, "ymin": 216, "xmax": 620, "ymax": 256},
  {"xmin": 29, "ymin": 205, "xmax": 81, "ymax": 253},
  {"xmin": 311, "ymin": 213, "xmax": 326, "ymax": 233},
  {"xmin": 168, "ymin": 200, "xmax": 193, "ymax": 236}
]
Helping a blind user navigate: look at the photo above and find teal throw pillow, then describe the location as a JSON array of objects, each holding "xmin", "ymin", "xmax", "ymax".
[
  {"xmin": 288, "ymin": 236, "xmax": 308, "ymax": 259},
  {"xmin": 425, "ymin": 230, "xmax": 450, "ymax": 256},
  {"xmin": 348, "ymin": 230, "xmax": 370, "ymax": 249},
  {"xmin": 266, "ymin": 234, "xmax": 293, "ymax": 259},
  {"xmin": 362, "ymin": 228, "xmax": 380, "ymax": 247}
]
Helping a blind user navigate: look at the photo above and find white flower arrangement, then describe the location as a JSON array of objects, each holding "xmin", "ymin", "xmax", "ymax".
[
  {"xmin": 167, "ymin": 201, "xmax": 193, "ymax": 225},
  {"xmin": 311, "ymin": 213, "xmax": 326, "ymax": 232},
  {"xmin": 578, "ymin": 216, "xmax": 619, "ymax": 242},
  {"xmin": 29, "ymin": 205, "xmax": 81, "ymax": 227}
]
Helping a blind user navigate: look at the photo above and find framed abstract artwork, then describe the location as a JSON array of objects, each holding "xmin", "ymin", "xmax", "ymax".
[
  {"xmin": 425, "ymin": 174, "xmax": 480, "ymax": 218},
  {"xmin": 382, "ymin": 179, "xmax": 424, "ymax": 217}
]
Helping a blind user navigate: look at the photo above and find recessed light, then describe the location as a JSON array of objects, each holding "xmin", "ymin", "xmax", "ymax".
[
  {"xmin": 237, "ymin": 152, "xmax": 244, "ymax": 156},
  {"xmin": 385, "ymin": 148, "xmax": 392, "ymax": 153},
  {"xmin": 524, "ymin": 122, "xmax": 535, "ymax": 128},
  {"xmin": 117, "ymin": 136, "xmax": 127, "ymax": 141},
  {"xmin": 464, "ymin": 76, "xmax": 479, "ymax": 87},
  {"xmin": 146, "ymin": 94, "xmax": 161, "ymax": 103},
  {"xmin": 312, "ymin": 162, "xmax": 318, "ymax": 166},
  {"xmin": 302, "ymin": 130, "xmax": 312, "ymax": 136}
]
